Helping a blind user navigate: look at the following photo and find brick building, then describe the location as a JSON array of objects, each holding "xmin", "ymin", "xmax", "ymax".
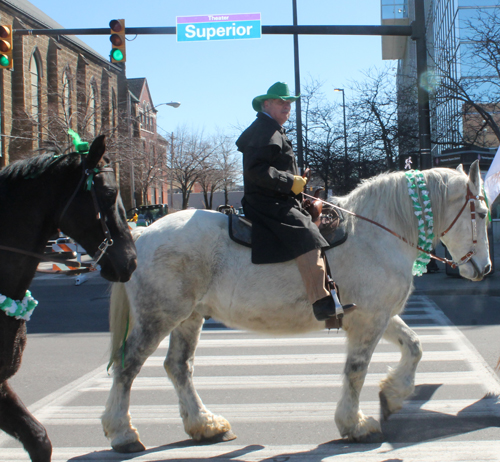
[{"xmin": 0, "ymin": 0, "xmax": 165, "ymax": 211}]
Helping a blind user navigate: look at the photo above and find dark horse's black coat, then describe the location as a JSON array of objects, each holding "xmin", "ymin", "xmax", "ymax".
[{"xmin": 0, "ymin": 136, "xmax": 137, "ymax": 462}]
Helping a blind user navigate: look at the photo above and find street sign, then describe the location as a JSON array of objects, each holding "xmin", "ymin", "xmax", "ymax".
[{"xmin": 176, "ymin": 13, "xmax": 261, "ymax": 42}]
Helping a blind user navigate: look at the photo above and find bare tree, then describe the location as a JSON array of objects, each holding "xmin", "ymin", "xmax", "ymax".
[
  {"xmin": 197, "ymin": 131, "xmax": 240, "ymax": 209},
  {"xmin": 168, "ymin": 127, "xmax": 214, "ymax": 209}
]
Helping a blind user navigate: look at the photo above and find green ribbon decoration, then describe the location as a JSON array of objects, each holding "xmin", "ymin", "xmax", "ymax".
[
  {"xmin": 0, "ymin": 290, "xmax": 38, "ymax": 321},
  {"xmin": 68, "ymin": 129, "xmax": 90, "ymax": 153},
  {"xmin": 405, "ymin": 170, "xmax": 435, "ymax": 276}
]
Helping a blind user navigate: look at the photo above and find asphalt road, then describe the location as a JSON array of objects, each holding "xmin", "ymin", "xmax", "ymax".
[{"xmin": 2, "ymin": 269, "xmax": 500, "ymax": 461}]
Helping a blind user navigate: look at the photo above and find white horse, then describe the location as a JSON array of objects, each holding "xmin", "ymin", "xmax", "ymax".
[{"xmin": 102, "ymin": 161, "xmax": 490, "ymax": 453}]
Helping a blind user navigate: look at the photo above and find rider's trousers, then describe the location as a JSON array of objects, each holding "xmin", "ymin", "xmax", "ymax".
[{"xmin": 295, "ymin": 249, "xmax": 330, "ymax": 304}]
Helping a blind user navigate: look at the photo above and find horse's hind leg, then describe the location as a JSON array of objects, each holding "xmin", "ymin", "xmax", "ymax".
[
  {"xmin": 165, "ymin": 313, "xmax": 236, "ymax": 442},
  {"xmin": 0, "ymin": 381, "xmax": 52, "ymax": 462},
  {"xmin": 379, "ymin": 314, "xmax": 422, "ymax": 420},
  {"xmin": 102, "ymin": 317, "xmax": 170, "ymax": 453},
  {"xmin": 335, "ymin": 312, "xmax": 389, "ymax": 443}
]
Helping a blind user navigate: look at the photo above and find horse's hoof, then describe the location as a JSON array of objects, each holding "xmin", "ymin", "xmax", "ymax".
[
  {"xmin": 112, "ymin": 440, "xmax": 146, "ymax": 453},
  {"xmin": 198, "ymin": 430, "xmax": 237, "ymax": 444},
  {"xmin": 379, "ymin": 390, "xmax": 391, "ymax": 421}
]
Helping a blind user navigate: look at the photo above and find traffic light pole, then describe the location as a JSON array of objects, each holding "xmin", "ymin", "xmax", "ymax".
[{"xmin": 13, "ymin": 13, "xmax": 430, "ymax": 171}]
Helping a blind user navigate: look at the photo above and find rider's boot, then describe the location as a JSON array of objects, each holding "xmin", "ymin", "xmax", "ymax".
[{"xmin": 296, "ymin": 249, "xmax": 356, "ymax": 322}]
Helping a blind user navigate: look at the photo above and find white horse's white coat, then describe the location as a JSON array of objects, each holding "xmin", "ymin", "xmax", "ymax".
[{"xmin": 102, "ymin": 162, "xmax": 490, "ymax": 453}]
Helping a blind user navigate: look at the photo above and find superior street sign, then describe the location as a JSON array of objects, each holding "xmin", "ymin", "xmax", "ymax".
[{"xmin": 176, "ymin": 13, "xmax": 261, "ymax": 42}]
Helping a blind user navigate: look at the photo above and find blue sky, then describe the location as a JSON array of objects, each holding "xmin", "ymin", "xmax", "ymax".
[{"xmin": 29, "ymin": 0, "xmax": 387, "ymax": 139}]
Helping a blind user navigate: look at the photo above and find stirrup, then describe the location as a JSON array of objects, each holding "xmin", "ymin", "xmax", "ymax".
[{"xmin": 330, "ymin": 288, "xmax": 356, "ymax": 319}]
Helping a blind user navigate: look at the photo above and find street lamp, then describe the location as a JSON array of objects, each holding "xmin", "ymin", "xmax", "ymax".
[
  {"xmin": 155, "ymin": 101, "xmax": 181, "ymax": 109},
  {"xmin": 334, "ymin": 88, "xmax": 348, "ymax": 186}
]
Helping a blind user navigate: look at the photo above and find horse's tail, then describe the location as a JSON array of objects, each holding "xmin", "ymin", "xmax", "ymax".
[
  {"xmin": 107, "ymin": 228, "xmax": 144, "ymax": 370},
  {"xmin": 107, "ymin": 282, "xmax": 134, "ymax": 370}
]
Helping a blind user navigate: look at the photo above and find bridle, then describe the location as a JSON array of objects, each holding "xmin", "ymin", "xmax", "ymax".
[
  {"xmin": 0, "ymin": 157, "xmax": 115, "ymax": 270},
  {"xmin": 303, "ymin": 182, "xmax": 485, "ymax": 269},
  {"xmin": 59, "ymin": 159, "xmax": 115, "ymax": 269}
]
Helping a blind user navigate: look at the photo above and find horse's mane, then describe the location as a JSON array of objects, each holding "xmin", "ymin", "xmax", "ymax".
[
  {"xmin": 336, "ymin": 168, "xmax": 465, "ymax": 246},
  {"xmin": 0, "ymin": 152, "xmax": 80, "ymax": 184}
]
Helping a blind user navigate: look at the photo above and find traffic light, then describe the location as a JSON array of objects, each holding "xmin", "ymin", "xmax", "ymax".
[
  {"xmin": 0, "ymin": 25, "xmax": 13, "ymax": 69},
  {"xmin": 109, "ymin": 19, "xmax": 126, "ymax": 63}
]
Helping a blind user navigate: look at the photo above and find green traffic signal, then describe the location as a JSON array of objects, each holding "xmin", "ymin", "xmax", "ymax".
[
  {"xmin": 111, "ymin": 48, "xmax": 124, "ymax": 62},
  {"xmin": 0, "ymin": 55, "xmax": 9, "ymax": 67}
]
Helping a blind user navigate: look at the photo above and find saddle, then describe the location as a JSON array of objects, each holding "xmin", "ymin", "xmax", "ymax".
[{"xmin": 228, "ymin": 200, "xmax": 348, "ymax": 250}]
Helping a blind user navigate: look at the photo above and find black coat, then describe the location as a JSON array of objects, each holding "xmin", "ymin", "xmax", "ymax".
[{"xmin": 236, "ymin": 112, "xmax": 329, "ymax": 264}]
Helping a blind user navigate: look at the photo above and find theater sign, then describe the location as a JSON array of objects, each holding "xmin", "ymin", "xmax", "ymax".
[{"xmin": 177, "ymin": 13, "xmax": 261, "ymax": 42}]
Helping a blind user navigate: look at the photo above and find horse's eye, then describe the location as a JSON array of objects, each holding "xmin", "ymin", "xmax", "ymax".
[{"xmin": 478, "ymin": 212, "xmax": 486, "ymax": 219}]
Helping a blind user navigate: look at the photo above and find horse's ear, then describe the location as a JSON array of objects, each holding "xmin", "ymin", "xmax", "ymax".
[
  {"xmin": 86, "ymin": 135, "xmax": 106, "ymax": 168},
  {"xmin": 456, "ymin": 164, "xmax": 465, "ymax": 174},
  {"xmin": 468, "ymin": 159, "xmax": 481, "ymax": 194}
]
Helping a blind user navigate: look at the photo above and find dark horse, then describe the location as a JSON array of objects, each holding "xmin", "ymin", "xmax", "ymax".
[{"xmin": 0, "ymin": 135, "xmax": 137, "ymax": 462}]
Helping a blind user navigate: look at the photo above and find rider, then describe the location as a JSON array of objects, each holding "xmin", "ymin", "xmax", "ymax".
[{"xmin": 236, "ymin": 82, "xmax": 352, "ymax": 321}]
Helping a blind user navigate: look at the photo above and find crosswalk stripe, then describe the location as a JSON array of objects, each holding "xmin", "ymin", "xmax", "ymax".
[
  {"xmin": 143, "ymin": 350, "xmax": 469, "ymax": 366},
  {"xmin": 34, "ymin": 397, "xmax": 500, "ymax": 424},
  {"xmin": 157, "ymin": 331, "xmax": 463, "ymax": 348},
  {"xmin": 82, "ymin": 370, "xmax": 490, "ymax": 391}
]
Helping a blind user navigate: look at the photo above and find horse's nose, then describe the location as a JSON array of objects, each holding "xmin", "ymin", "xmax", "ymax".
[{"xmin": 484, "ymin": 263, "xmax": 492, "ymax": 275}]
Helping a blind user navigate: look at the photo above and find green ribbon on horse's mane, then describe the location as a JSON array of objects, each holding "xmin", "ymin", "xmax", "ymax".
[
  {"xmin": 68, "ymin": 129, "xmax": 89, "ymax": 154},
  {"xmin": 0, "ymin": 290, "xmax": 38, "ymax": 321},
  {"xmin": 405, "ymin": 170, "xmax": 435, "ymax": 276}
]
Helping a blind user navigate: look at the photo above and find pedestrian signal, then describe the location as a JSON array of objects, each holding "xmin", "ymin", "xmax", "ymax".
[
  {"xmin": 0, "ymin": 25, "xmax": 13, "ymax": 69},
  {"xmin": 109, "ymin": 19, "xmax": 126, "ymax": 63}
]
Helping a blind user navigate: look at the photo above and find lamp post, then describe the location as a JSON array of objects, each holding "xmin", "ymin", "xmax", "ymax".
[
  {"xmin": 334, "ymin": 88, "xmax": 348, "ymax": 186},
  {"xmin": 152, "ymin": 102, "xmax": 180, "ymax": 209}
]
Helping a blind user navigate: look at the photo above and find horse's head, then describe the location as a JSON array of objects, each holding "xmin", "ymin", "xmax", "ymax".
[
  {"xmin": 59, "ymin": 135, "xmax": 137, "ymax": 282},
  {"xmin": 439, "ymin": 160, "xmax": 491, "ymax": 281}
]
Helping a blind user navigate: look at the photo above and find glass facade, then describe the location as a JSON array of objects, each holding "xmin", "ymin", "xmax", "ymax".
[
  {"xmin": 431, "ymin": 0, "xmax": 499, "ymax": 154},
  {"xmin": 382, "ymin": 0, "xmax": 409, "ymax": 19}
]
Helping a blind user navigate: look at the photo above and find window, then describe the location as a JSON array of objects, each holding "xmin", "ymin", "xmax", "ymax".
[
  {"xmin": 89, "ymin": 82, "xmax": 97, "ymax": 137},
  {"xmin": 29, "ymin": 53, "xmax": 40, "ymax": 147},
  {"xmin": 62, "ymin": 70, "xmax": 72, "ymax": 124},
  {"xmin": 111, "ymin": 88, "xmax": 117, "ymax": 132}
]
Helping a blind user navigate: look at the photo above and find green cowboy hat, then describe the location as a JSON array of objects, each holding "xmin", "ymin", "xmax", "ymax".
[{"xmin": 252, "ymin": 82, "xmax": 301, "ymax": 112}]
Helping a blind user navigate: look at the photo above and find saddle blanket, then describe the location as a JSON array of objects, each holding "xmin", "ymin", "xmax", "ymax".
[{"xmin": 228, "ymin": 207, "xmax": 348, "ymax": 250}]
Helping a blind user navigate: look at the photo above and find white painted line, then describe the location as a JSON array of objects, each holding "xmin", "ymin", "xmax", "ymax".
[
  {"xmin": 34, "ymin": 396, "xmax": 500, "ymax": 425},
  {"xmin": 143, "ymin": 350, "xmax": 467, "ymax": 367},
  {"xmin": 83, "ymin": 370, "xmax": 490, "ymax": 392}
]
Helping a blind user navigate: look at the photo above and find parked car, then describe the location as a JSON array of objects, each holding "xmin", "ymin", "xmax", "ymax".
[{"xmin": 127, "ymin": 204, "xmax": 168, "ymax": 226}]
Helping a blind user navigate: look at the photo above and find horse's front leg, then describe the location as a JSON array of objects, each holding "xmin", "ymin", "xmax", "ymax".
[
  {"xmin": 0, "ymin": 381, "xmax": 52, "ymax": 462},
  {"xmin": 379, "ymin": 314, "xmax": 422, "ymax": 419},
  {"xmin": 335, "ymin": 312, "xmax": 389, "ymax": 443},
  {"xmin": 165, "ymin": 313, "xmax": 236, "ymax": 442},
  {"xmin": 0, "ymin": 317, "xmax": 52, "ymax": 462}
]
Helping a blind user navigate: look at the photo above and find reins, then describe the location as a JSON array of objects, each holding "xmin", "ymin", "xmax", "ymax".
[{"xmin": 303, "ymin": 182, "xmax": 483, "ymax": 269}]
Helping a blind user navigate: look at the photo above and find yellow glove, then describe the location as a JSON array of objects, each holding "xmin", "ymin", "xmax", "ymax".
[{"xmin": 291, "ymin": 175, "xmax": 307, "ymax": 195}]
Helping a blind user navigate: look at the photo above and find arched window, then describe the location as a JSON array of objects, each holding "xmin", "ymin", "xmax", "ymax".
[
  {"xmin": 89, "ymin": 81, "xmax": 97, "ymax": 137},
  {"xmin": 62, "ymin": 70, "xmax": 72, "ymax": 125},
  {"xmin": 29, "ymin": 53, "xmax": 40, "ymax": 147},
  {"xmin": 145, "ymin": 103, "xmax": 151, "ymax": 131},
  {"xmin": 111, "ymin": 88, "xmax": 117, "ymax": 132}
]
